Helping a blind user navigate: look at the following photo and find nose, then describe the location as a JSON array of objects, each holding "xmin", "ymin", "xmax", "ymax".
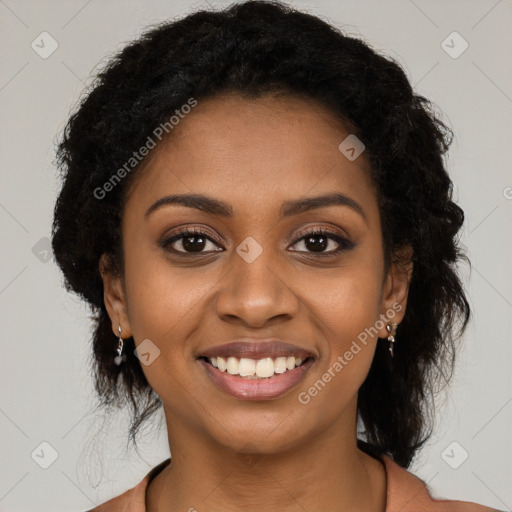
[{"xmin": 214, "ymin": 243, "xmax": 299, "ymax": 328}]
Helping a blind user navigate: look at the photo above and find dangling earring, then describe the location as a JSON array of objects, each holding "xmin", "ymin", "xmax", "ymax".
[
  {"xmin": 386, "ymin": 322, "xmax": 398, "ymax": 358},
  {"xmin": 114, "ymin": 325, "xmax": 125, "ymax": 366}
]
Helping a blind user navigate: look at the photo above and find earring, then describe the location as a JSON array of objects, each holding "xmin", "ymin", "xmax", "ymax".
[
  {"xmin": 114, "ymin": 325, "xmax": 126, "ymax": 366},
  {"xmin": 386, "ymin": 322, "xmax": 398, "ymax": 358}
]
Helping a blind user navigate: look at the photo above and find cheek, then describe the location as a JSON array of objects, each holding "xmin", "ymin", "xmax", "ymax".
[
  {"xmin": 300, "ymin": 257, "xmax": 384, "ymax": 389},
  {"xmin": 306, "ymin": 261, "xmax": 384, "ymax": 343},
  {"xmin": 296, "ymin": 279, "xmax": 382, "ymax": 417},
  {"xmin": 121, "ymin": 244, "xmax": 222, "ymax": 379},
  {"xmin": 121, "ymin": 232, "xmax": 205, "ymax": 339},
  {"xmin": 121, "ymin": 258, "xmax": 200, "ymax": 399}
]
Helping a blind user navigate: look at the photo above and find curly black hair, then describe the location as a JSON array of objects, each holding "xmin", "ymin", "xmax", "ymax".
[{"xmin": 51, "ymin": 0, "xmax": 470, "ymax": 468}]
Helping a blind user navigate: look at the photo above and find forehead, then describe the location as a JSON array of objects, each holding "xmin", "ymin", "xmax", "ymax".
[{"xmin": 124, "ymin": 93, "xmax": 377, "ymax": 220}]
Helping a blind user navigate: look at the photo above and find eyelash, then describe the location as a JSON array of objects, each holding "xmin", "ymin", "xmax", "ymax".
[{"xmin": 159, "ymin": 227, "xmax": 355, "ymax": 257}]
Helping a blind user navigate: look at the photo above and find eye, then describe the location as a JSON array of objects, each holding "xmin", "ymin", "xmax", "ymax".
[
  {"xmin": 159, "ymin": 227, "xmax": 355, "ymax": 257},
  {"xmin": 159, "ymin": 228, "xmax": 224, "ymax": 254},
  {"xmin": 289, "ymin": 228, "xmax": 355, "ymax": 256}
]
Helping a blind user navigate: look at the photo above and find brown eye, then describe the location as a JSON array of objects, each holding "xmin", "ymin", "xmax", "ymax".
[
  {"xmin": 289, "ymin": 228, "xmax": 355, "ymax": 255},
  {"xmin": 160, "ymin": 229, "xmax": 223, "ymax": 254}
]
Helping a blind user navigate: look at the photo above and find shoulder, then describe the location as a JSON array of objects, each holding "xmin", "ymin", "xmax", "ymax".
[
  {"xmin": 84, "ymin": 458, "xmax": 171, "ymax": 512},
  {"xmin": 84, "ymin": 476, "xmax": 149, "ymax": 512},
  {"xmin": 382, "ymin": 455, "xmax": 502, "ymax": 512}
]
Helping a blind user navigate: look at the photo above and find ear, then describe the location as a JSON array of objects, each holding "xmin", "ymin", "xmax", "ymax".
[
  {"xmin": 377, "ymin": 245, "xmax": 413, "ymax": 338},
  {"xmin": 99, "ymin": 253, "xmax": 133, "ymax": 339}
]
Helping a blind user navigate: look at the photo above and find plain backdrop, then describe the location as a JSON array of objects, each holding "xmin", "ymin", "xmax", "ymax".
[{"xmin": 1, "ymin": 1, "xmax": 511, "ymax": 511}]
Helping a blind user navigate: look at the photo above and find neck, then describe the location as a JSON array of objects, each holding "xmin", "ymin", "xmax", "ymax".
[{"xmin": 146, "ymin": 402, "xmax": 387, "ymax": 512}]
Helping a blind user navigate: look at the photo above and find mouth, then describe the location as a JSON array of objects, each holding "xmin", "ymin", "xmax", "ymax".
[
  {"xmin": 198, "ymin": 354, "xmax": 314, "ymax": 379},
  {"xmin": 197, "ymin": 354, "xmax": 315, "ymax": 400}
]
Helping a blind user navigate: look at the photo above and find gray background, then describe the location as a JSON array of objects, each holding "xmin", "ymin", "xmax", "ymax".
[{"xmin": 1, "ymin": 0, "xmax": 511, "ymax": 510}]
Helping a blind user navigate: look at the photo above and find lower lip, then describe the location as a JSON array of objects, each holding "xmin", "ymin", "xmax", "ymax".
[{"xmin": 198, "ymin": 358, "xmax": 315, "ymax": 400}]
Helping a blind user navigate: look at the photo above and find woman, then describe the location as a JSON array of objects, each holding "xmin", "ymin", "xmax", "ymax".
[{"xmin": 51, "ymin": 1, "xmax": 501, "ymax": 510}]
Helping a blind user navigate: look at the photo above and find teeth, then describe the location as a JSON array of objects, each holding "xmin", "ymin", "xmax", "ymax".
[
  {"xmin": 207, "ymin": 355, "xmax": 308, "ymax": 379},
  {"xmin": 238, "ymin": 357, "xmax": 256, "ymax": 376},
  {"xmin": 274, "ymin": 357, "xmax": 288, "ymax": 374},
  {"xmin": 256, "ymin": 358, "xmax": 274, "ymax": 378},
  {"xmin": 226, "ymin": 356, "xmax": 239, "ymax": 375},
  {"xmin": 217, "ymin": 357, "xmax": 227, "ymax": 372}
]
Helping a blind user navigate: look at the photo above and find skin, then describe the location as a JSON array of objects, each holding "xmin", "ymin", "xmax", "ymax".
[{"xmin": 101, "ymin": 93, "xmax": 412, "ymax": 512}]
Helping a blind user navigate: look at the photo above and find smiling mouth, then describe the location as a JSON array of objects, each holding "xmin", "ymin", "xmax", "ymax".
[{"xmin": 199, "ymin": 355, "xmax": 314, "ymax": 379}]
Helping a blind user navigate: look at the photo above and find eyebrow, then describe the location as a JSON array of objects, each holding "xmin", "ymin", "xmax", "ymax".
[{"xmin": 144, "ymin": 192, "xmax": 367, "ymax": 222}]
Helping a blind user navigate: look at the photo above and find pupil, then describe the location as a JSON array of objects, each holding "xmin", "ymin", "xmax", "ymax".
[
  {"xmin": 305, "ymin": 235, "xmax": 327, "ymax": 252},
  {"xmin": 183, "ymin": 236, "xmax": 206, "ymax": 252}
]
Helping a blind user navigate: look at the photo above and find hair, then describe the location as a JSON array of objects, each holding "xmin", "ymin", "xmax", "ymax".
[{"xmin": 51, "ymin": 0, "xmax": 470, "ymax": 468}]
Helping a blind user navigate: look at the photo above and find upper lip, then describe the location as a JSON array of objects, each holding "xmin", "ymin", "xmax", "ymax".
[{"xmin": 197, "ymin": 339, "xmax": 316, "ymax": 360}]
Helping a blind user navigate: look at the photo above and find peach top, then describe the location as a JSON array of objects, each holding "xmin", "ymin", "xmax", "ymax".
[{"xmin": 86, "ymin": 455, "xmax": 500, "ymax": 512}]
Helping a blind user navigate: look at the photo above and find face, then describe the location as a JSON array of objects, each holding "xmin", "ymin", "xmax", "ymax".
[{"xmin": 101, "ymin": 93, "xmax": 411, "ymax": 454}]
